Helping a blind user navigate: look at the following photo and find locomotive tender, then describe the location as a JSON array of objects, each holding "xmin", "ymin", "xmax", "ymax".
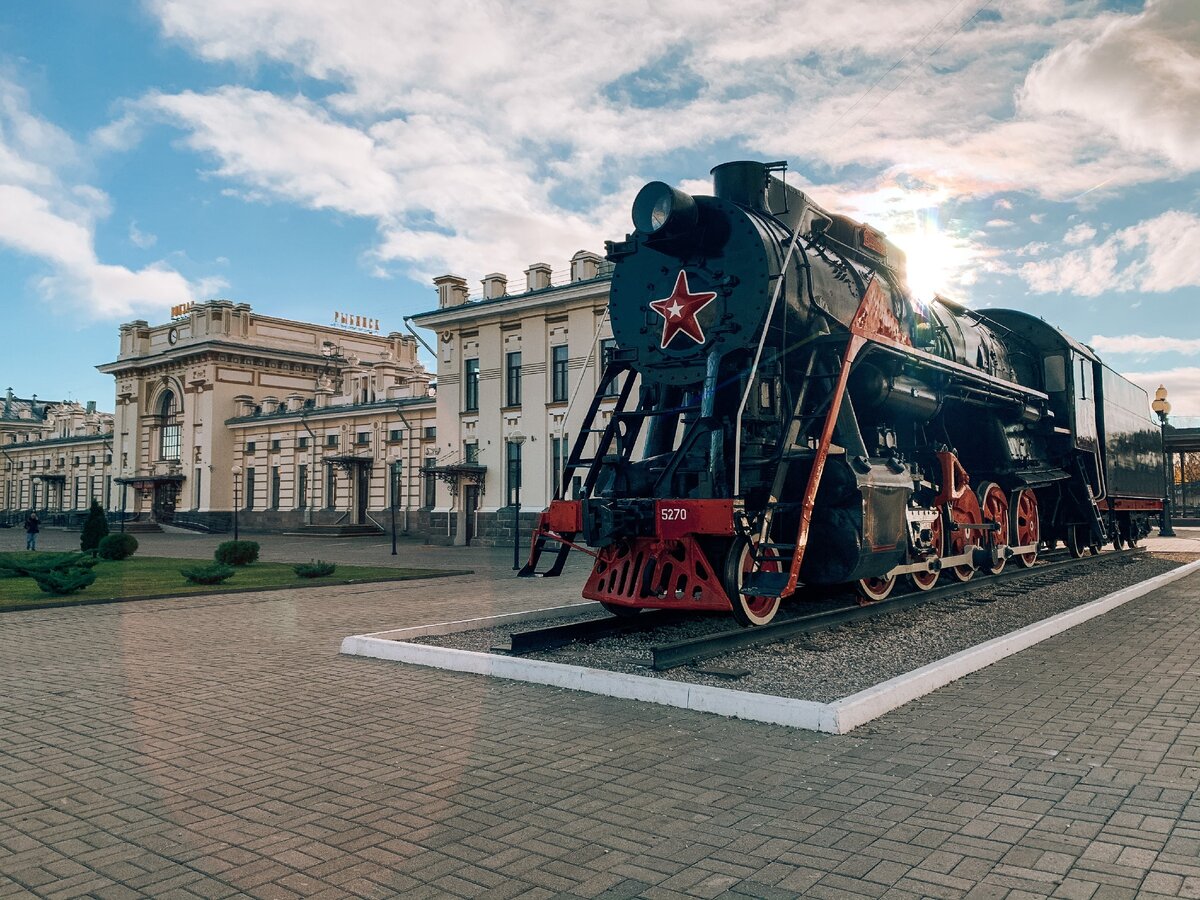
[{"xmin": 521, "ymin": 160, "xmax": 1163, "ymax": 626}]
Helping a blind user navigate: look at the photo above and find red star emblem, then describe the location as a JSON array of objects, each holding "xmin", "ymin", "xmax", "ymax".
[{"xmin": 649, "ymin": 271, "xmax": 718, "ymax": 349}]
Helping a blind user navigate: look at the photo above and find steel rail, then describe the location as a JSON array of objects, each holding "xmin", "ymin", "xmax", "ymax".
[
  {"xmin": 650, "ymin": 549, "xmax": 1143, "ymax": 671},
  {"xmin": 507, "ymin": 608, "xmax": 687, "ymax": 655}
]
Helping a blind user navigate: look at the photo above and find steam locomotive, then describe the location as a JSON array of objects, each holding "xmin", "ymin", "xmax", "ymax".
[{"xmin": 521, "ymin": 160, "xmax": 1163, "ymax": 626}]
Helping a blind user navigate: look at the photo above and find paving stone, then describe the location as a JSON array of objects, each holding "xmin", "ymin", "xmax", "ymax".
[{"xmin": 2, "ymin": 535, "xmax": 1200, "ymax": 898}]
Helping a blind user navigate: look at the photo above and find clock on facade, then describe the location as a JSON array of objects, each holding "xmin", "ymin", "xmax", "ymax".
[{"xmin": 167, "ymin": 327, "xmax": 179, "ymax": 345}]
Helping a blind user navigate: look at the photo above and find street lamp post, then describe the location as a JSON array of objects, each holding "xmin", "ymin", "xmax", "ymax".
[
  {"xmin": 231, "ymin": 464, "xmax": 242, "ymax": 540},
  {"xmin": 389, "ymin": 456, "xmax": 400, "ymax": 556},
  {"xmin": 508, "ymin": 431, "xmax": 526, "ymax": 570},
  {"xmin": 1151, "ymin": 385, "xmax": 1176, "ymax": 538}
]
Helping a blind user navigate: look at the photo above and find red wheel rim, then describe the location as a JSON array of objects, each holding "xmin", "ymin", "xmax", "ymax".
[
  {"xmin": 948, "ymin": 494, "xmax": 977, "ymax": 582},
  {"xmin": 857, "ymin": 574, "xmax": 895, "ymax": 603},
  {"xmin": 740, "ymin": 544, "xmax": 780, "ymax": 618},
  {"xmin": 1012, "ymin": 489, "xmax": 1039, "ymax": 567},
  {"xmin": 910, "ymin": 511, "xmax": 942, "ymax": 591},
  {"xmin": 979, "ymin": 483, "xmax": 1009, "ymax": 574}
]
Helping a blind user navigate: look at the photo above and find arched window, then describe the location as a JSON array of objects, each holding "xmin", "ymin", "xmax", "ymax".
[{"xmin": 159, "ymin": 390, "xmax": 181, "ymax": 461}]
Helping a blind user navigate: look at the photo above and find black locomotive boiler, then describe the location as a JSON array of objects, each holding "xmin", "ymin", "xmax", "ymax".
[{"xmin": 521, "ymin": 160, "xmax": 1163, "ymax": 626}]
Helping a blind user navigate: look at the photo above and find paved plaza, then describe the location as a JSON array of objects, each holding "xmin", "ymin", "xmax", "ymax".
[{"xmin": 2, "ymin": 529, "xmax": 1200, "ymax": 898}]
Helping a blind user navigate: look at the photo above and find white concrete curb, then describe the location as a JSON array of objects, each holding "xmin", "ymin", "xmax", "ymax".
[{"xmin": 340, "ymin": 558, "xmax": 1200, "ymax": 734}]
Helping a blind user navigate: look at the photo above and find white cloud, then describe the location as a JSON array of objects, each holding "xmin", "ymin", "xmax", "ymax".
[
  {"xmin": 150, "ymin": 88, "xmax": 404, "ymax": 218},
  {"xmin": 1063, "ymin": 223, "xmax": 1097, "ymax": 245},
  {"xmin": 130, "ymin": 0, "xmax": 1200, "ymax": 292},
  {"xmin": 1090, "ymin": 335, "xmax": 1200, "ymax": 355},
  {"xmin": 140, "ymin": 85, "xmax": 629, "ymax": 285},
  {"xmin": 0, "ymin": 77, "xmax": 215, "ymax": 318},
  {"xmin": 1021, "ymin": 0, "xmax": 1200, "ymax": 170},
  {"xmin": 1020, "ymin": 210, "xmax": 1200, "ymax": 296},
  {"xmin": 129, "ymin": 221, "xmax": 157, "ymax": 249},
  {"xmin": 0, "ymin": 78, "xmax": 77, "ymax": 188},
  {"xmin": 1124, "ymin": 367, "xmax": 1200, "ymax": 419},
  {"xmin": 0, "ymin": 185, "xmax": 200, "ymax": 316}
]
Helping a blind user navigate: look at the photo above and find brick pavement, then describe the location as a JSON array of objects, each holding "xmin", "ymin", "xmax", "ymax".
[{"xmin": 1, "ymin": 532, "xmax": 1200, "ymax": 898}]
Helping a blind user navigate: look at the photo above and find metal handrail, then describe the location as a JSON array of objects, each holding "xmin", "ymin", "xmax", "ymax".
[
  {"xmin": 733, "ymin": 224, "xmax": 806, "ymax": 497},
  {"xmin": 558, "ymin": 307, "xmax": 611, "ymax": 443}
]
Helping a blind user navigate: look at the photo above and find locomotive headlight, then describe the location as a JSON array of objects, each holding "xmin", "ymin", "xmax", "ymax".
[{"xmin": 632, "ymin": 182, "xmax": 698, "ymax": 236}]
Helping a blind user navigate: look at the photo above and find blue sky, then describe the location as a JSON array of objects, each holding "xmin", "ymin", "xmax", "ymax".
[{"xmin": 2, "ymin": 1, "xmax": 1198, "ymax": 414}]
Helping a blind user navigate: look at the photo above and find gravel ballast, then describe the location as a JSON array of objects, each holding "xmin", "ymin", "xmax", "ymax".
[{"xmin": 413, "ymin": 552, "xmax": 1184, "ymax": 703}]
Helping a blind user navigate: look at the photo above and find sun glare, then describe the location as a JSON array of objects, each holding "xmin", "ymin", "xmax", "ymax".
[
  {"xmin": 825, "ymin": 182, "xmax": 976, "ymax": 307},
  {"xmin": 891, "ymin": 209, "xmax": 970, "ymax": 305}
]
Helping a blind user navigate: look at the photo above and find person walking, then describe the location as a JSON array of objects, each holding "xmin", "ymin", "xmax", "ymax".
[{"xmin": 24, "ymin": 511, "xmax": 39, "ymax": 551}]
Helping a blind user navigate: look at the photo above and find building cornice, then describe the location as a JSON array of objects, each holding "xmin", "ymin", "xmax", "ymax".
[
  {"xmin": 409, "ymin": 275, "xmax": 611, "ymax": 330},
  {"xmin": 97, "ymin": 341, "xmax": 361, "ymax": 374},
  {"xmin": 1, "ymin": 432, "xmax": 115, "ymax": 450},
  {"xmin": 224, "ymin": 396, "xmax": 434, "ymax": 428}
]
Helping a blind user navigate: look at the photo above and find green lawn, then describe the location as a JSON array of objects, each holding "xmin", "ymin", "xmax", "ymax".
[{"xmin": 0, "ymin": 553, "xmax": 465, "ymax": 611}]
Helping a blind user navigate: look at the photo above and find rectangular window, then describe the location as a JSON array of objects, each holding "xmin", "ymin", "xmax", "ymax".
[
  {"xmin": 505, "ymin": 351, "xmax": 522, "ymax": 407},
  {"xmin": 357, "ymin": 431, "xmax": 370, "ymax": 445},
  {"xmin": 104, "ymin": 475, "xmax": 111, "ymax": 509},
  {"xmin": 389, "ymin": 429, "xmax": 403, "ymax": 442},
  {"xmin": 599, "ymin": 338, "xmax": 619, "ymax": 397},
  {"xmin": 74, "ymin": 476, "xmax": 82, "ymax": 509},
  {"xmin": 298, "ymin": 436, "xmax": 309, "ymax": 449},
  {"xmin": 464, "ymin": 441, "xmax": 479, "ymax": 464},
  {"xmin": 424, "ymin": 456, "xmax": 437, "ymax": 507},
  {"xmin": 160, "ymin": 424, "xmax": 181, "ymax": 460},
  {"xmin": 326, "ymin": 466, "xmax": 336, "ymax": 508},
  {"xmin": 270, "ymin": 466, "xmax": 280, "ymax": 509},
  {"xmin": 73, "ymin": 456, "xmax": 80, "ymax": 465},
  {"xmin": 423, "ymin": 426, "xmax": 437, "ymax": 441},
  {"xmin": 507, "ymin": 440, "xmax": 522, "ymax": 505},
  {"xmin": 245, "ymin": 468, "xmax": 256, "ymax": 510},
  {"xmin": 464, "ymin": 358, "xmax": 480, "ymax": 411},
  {"xmin": 246, "ymin": 441, "xmax": 256, "ymax": 453},
  {"xmin": 326, "ymin": 434, "xmax": 338, "ymax": 448},
  {"xmin": 194, "ymin": 469, "xmax": 202, "ymax": 509},
  {"xmin": 271, "ymin": 439, "xmax": 281, "ymax": 451},
  {"xmin": 552, "ymin": 345, "xmax": 569, "ymax": 402},
  {"xmin": 298, "ymin": 464, "xmax": 308, "ymax": 509}
]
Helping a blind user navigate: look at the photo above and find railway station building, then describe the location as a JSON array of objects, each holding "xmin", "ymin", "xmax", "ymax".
[
  {"xmin": 1, "ymin": 249, "xmax": 621, "ymax": 545},
  {"xmin": 92, "ymin": 300, "xmax": 437, "ymax": 535},
  {"xmin": 410, "ymin": 251, "xmax": 618, "ymax": 545},
  {"xmin": 0, "ymin": 391, "xmax": 116, "ymax": 525}
]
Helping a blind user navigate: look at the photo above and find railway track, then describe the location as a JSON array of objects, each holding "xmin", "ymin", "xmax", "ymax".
[
  {"xmin": 507, "ymin": 608, "xmax": 687, "ymax": 653},
  {"xmin": 505, "ymin": 548, "xmax": 1145, "ymax": 670}
]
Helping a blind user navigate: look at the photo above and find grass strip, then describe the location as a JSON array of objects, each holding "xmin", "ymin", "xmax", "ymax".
[{"xmin": 0, "ymin": 553, "xmax": 470, "ymax": 612}]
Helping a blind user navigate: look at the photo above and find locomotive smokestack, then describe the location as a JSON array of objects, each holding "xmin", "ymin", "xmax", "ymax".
[{"xmin": 711, "ymin": 160, "xmax": 786, "ymax": 212}]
